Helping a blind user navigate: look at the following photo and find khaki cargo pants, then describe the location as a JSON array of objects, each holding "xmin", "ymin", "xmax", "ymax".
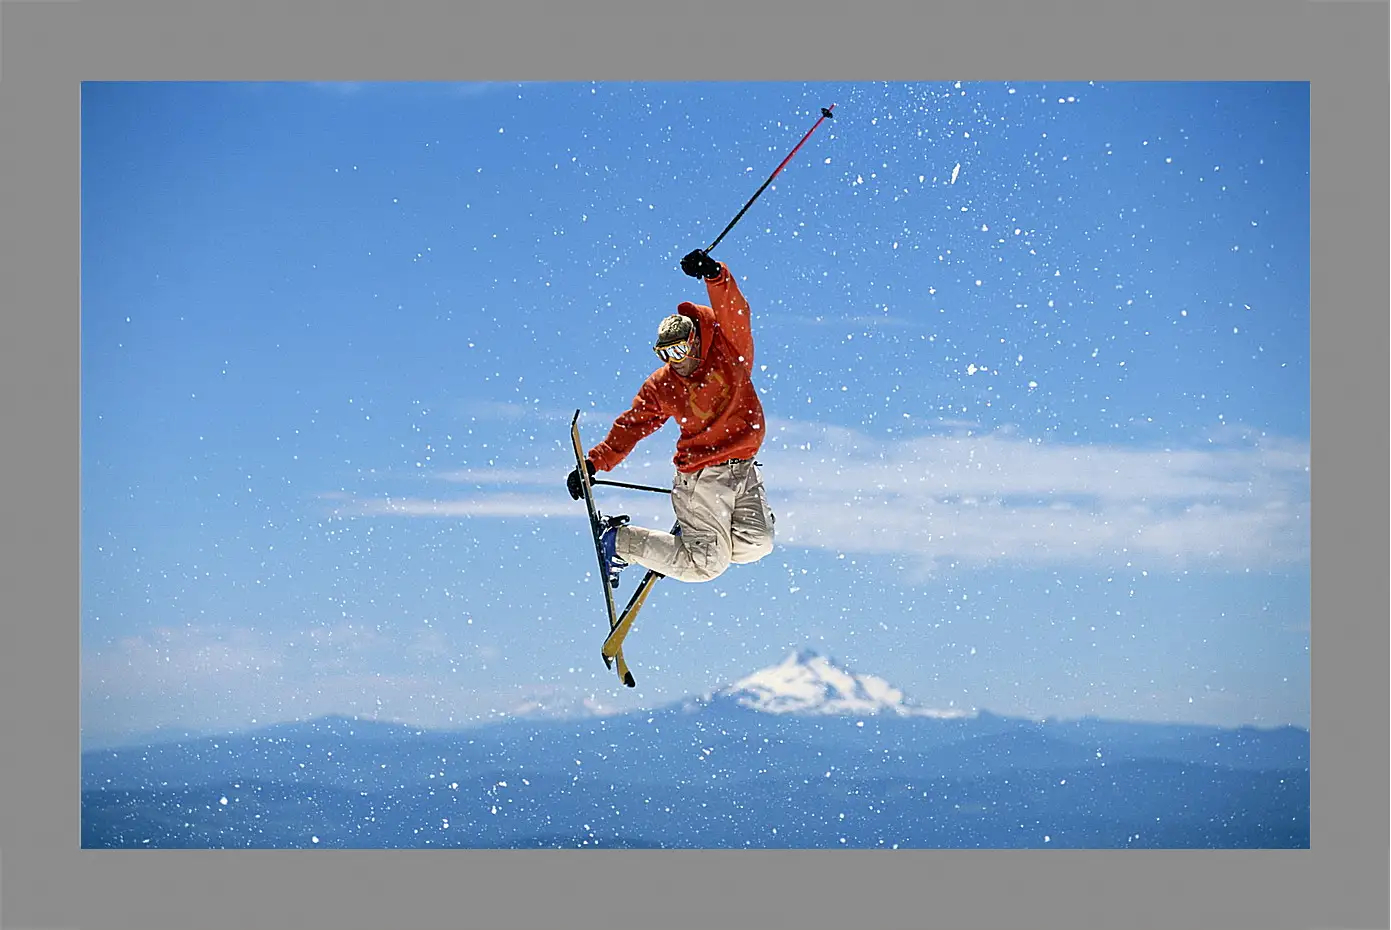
[{"xmin": 614, "ymin": 459, "xmax": 775, "ymax": 582}]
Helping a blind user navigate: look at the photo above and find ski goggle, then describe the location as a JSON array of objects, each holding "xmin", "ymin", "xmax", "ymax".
[{"xmin": 654, "ymin": 330, "xmax": 697, "ymax": 364}]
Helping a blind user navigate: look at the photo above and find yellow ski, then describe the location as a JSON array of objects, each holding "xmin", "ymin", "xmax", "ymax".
[{"xmin": 602, "ymin": 525, "xmax": 676, "ymax": 661}]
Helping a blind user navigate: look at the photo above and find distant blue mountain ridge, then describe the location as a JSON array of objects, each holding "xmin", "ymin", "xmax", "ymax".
[{"xmin": 81, "ymin": 650, "xmax": 1308, "ymax": 849}]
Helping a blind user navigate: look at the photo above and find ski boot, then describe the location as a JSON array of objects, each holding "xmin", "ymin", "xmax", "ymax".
[{"xmin": 598, "ymin": 514, "xmax": 630, "ymax": 588}]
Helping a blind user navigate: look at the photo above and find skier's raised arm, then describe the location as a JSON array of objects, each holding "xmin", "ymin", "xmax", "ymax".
[{"xmin": 681, "ymin": 250, "xmax": 753, "ymax": 371}]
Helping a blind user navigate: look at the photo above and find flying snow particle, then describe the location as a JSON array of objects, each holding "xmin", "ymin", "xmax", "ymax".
[{"xmin": 950, "ymin": 163, "xmax": 961, "ymax": 185}]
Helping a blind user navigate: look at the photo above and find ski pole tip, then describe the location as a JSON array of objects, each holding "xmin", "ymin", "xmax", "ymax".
[{"xmin": 822, "ymin": 105, "xmax": 835, "ymax": 118}]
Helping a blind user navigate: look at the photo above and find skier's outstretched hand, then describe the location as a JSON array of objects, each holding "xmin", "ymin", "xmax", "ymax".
[
  {"xmin": 567, "ymin": 460, "xmax": 596, "ymax": 500},
  {"xmin": 680, "ymin": 249, "xmax": 721, "ymax": 279}
]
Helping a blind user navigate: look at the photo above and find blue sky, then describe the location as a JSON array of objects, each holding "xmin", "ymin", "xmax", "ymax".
[{"xmin": 80, "ymin": 81, "xmax": 1310, "ymax": 748}]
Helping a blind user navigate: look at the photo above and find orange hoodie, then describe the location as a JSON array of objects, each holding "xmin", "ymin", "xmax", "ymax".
[{"xmin": 587, "ymin": 263, "xmax": 765, "ymax": 474}]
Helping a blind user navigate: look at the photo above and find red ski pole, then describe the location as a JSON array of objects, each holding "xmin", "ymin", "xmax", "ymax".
[{"xmin": 704, "ymin": 104, "xmax": 836, "ymax": 255}]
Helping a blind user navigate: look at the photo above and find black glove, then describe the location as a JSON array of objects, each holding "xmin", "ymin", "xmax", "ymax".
[
  {"xmin": 680, "ymin": 249, "xmax": 722, "ymax": 280},
  {"xmin": 567, "ymin": 459, "xmax": 596, "ymax": 500}
]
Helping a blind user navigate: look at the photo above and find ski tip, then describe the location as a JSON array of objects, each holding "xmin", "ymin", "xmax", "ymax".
[{"xmin": 623, "ymin": 672, "xmax": 636, "ymax": 688}]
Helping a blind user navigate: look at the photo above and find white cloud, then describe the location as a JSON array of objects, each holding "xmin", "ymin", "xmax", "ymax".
[
  {"xmin": 349, "ymin": 493, "xmax": 572, "ymax": 519},
  {"xmin": 755, "ymin": 419, "xmax": 1308, "ymax": 571},
  {"xmin": 327, "ymin": 419, "xmax": 1309, "ymax": 572},
  {"xmin": 82, "ymin": 619, "xmax": 642, "ymax": 748}
]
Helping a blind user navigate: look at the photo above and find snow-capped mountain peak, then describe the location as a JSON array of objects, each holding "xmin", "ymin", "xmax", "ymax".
[{"xmin": 707, "ymin": 649, "xmax": 973, "ymax": 718}]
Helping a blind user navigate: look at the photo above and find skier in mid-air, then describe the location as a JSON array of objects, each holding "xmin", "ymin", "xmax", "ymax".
[{"xmin": 567, "ymin": 248, "xmax": 775, "ymax": 587}]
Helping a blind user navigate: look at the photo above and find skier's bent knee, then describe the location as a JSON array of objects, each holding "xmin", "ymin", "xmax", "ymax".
[
  {"xmin": 689, "ymin": 548, "xmax": 732, "ymax": 582},
  {"xmin": 731, "ymin": 538, "xmax": 774, "ymax": 565}
]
